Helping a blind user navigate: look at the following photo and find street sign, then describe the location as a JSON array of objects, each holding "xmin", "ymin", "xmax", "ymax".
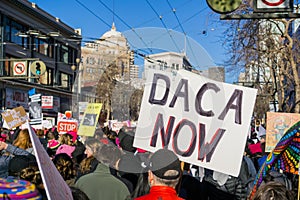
[
  {"xmin": 57, "ymin": 120, "xmax": 78, "ymax": 133},
  {"xmin": 254, "ymin": 0, "xmax": 293, "ymax": 12},
  {"xmin": 13, "ymin": 61, "xmax": 27, "ymax": 76}
]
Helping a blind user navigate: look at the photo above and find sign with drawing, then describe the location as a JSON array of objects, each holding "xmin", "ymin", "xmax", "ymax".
[
  {"xmin": 265, "ymin": 112, "xmax": 300, "ymax": 152},
  {"xmin": 77, "ymin": 103, "xmax": 102, "ymax": 137},
  {"xmin": 29, "ymin": 94, "xmax": 42, "ymax": 125}
]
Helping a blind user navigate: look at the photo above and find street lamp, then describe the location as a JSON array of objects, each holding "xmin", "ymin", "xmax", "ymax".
[{"xmin": 71, "ymin": 58, "xmax": 82, "ymax": 119}]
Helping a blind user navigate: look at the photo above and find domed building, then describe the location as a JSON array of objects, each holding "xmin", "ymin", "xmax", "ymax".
[
  {"xmin": 80, "ymin": 23, "xmax": 137, "ymax": 120},
  {"xmin": 81, "ymin": 23, "xmax": 131, "ymax": 86}
]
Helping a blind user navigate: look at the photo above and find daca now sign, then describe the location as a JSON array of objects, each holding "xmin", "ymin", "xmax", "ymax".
[{"xmin": 134, "ymin": 69, "xmax": 257, "ymax": 176}]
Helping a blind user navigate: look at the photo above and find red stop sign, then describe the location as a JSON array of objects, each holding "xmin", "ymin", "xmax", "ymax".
[{"xmin": 57, "ymin": 120, "xmax": 78, "ymax": 133}]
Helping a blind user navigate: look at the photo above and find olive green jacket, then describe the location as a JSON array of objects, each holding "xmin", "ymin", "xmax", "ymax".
[{"xmin": 75, "ymin": 162, "xmax": 130, "ymax": 200}]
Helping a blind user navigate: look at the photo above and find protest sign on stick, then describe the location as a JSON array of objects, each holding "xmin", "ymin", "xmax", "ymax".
[
  {"xmin": 27, "ymin": 121, "xmax": 73, "ymax": 200},
  {"xmin": 77, "ymin": 103, "xmax": 102, "ymax": 137},
  {"xmin": 134, "ymin": 69, "xmax": 257, "ymax": 176}
]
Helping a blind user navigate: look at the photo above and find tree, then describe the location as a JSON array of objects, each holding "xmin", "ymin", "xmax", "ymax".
[
  {"xmin": 95, "ymin": 63, "xmax": 119, "ymax": 118},
  {"xmin": 222, "ymin": 2, "xmax": 300, "ymax": 113}
]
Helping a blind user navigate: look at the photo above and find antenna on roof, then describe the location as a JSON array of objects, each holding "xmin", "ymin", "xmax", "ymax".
[{"xmin": 113, "ymin": 0, "xmax": 115, "ymax": 23}]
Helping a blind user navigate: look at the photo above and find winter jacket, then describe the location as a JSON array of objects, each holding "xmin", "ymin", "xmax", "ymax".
[
  {"xmin": 0, "ymin": 144, "xmax": 31, "ymax": 178},
  {"xmin": 135, "ymin": 186, "xmax": 184, "ymax": 200},
  {"xmin": 75, "ymin": 162, "xmax": 130, "ymax": 200}
]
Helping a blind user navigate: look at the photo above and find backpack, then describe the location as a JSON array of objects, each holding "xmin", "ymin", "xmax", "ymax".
[{"xmin": 204, "ymin": 156, "xmax": 256, "ymax": 200}]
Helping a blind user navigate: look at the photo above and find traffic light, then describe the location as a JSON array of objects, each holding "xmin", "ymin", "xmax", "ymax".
[
  {"xmin": 35, "ymin": 63, "xmax": 41, "ymax": 75},
  {"xmin": 30, "ymin": 61, "xmax": 46, "ymax": 76}
]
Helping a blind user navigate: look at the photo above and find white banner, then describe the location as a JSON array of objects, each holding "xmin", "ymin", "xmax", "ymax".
[{"xmin": 133, "ymin": 69, "xmax": 257, "ymax": 176}]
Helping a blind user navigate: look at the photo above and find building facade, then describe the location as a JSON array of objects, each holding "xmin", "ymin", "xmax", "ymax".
[
  {"xmin": 0, "ymin": 0, "xmax": 81, "ymax": 120},
  {"xmin": 81, "ymin": 23, "xmax": 131, "ymax": 87},
  {"xmin": 143, "ymin": 51, "xmax": 192, "ymax": 78},
  {"xmin": 80, "ymin": 23, "xmax": 142, "ymax": 120}
]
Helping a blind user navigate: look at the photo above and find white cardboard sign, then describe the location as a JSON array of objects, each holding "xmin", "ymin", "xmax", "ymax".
[{"xmin": 133, "ymin": 69, "xmax": 257, "ymax": 176}]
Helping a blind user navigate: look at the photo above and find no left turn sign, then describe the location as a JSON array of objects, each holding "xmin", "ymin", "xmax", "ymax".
[
  {"xmin": 13, "ymin": 61, "xmax": 27, "ymax": 76},
  {"xmin": 255, "ymin": 0, "xmax": 292, "ymax": 10},
  {"xmin": 261, "ymin": 0, "xmax": 285, "ymax": 6}
]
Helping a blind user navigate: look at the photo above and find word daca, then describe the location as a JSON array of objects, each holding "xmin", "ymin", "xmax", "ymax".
[
  {"xmin": 148, "ymin": 73, "xmax": 244, "ymax": 162},
  {"xmin": 148, "ymin": 73, "xmax": 243, "ymax": 125}
]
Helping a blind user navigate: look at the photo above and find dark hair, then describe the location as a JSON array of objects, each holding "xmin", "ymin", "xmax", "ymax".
[
  {"xmin": 253, "ymin": 181, "xmax": 295, "ymax": 200},
  {"xmin": 70, "ymin": 186, "xmax": 90, "ymax": 200},
  {"xmin": 46, "ymin": 130, "xmax": 59, "ymax": 140},
  {"xmin": 53, "ymin": 153, "xmax": 76, "ymax": 181},
  {"xmin": 8, "ymin": 154, "xmax": 37, "ymax": 177},
  {"xmin": 131, "ymin": 173, "xmax": 150, "ymax": 199},
  {"xmin": 95, "ymin": 144, "xmax": 121, "ymax": 167},
  {"xmin": 20, "ymin": 165, "xmax": 43, "ymax": 186}
]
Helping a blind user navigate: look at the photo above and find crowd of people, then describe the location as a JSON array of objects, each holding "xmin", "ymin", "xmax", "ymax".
[{"xmin": 0, "ymin": 115, "xmax": 298, "ymax": 200}]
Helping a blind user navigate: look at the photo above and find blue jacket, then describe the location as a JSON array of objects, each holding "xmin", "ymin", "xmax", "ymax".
[{"xmin": 0, "ymin": 144, "xmax": 31, "ymax": 178}]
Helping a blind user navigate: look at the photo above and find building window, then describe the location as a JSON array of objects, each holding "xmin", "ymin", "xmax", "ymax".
[
  {"xmin": 39, "ymin": 68, "xmax": 53, "ymax": 85},
  {"xmin": 33, "ymin": 38, "xmax": 49, "ymax": 56},
  {"xmin": 58, "ymin": 44, "xmax": 69, "ymax": 64},
  {"xmin": 176, "ymin": 64, "xmax": 179, "ymax": 70},
  {"xmin": 3, "ymin": 17, "xmax": 28, "ymax": 48},
  {"xmin": 172, "ymin": 63, "xmax": 175, "ymax": 69},
  {"xmin": 58, "ymin": 72, "xmax": 70, "ymax": 89}
]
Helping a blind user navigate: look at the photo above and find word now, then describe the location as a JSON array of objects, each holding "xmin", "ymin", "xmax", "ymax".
[{"xmin": 150, "ymin": 113, "xmax": 225, "ymax": 162}]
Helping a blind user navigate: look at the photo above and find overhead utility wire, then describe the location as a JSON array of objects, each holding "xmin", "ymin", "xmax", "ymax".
[
  {"xmin": 135, "ymin": 0, "xmax": 193, "ymax": 28},
  {"xmin": 81, "ymin": 36, "xmax": 155, "ymax": 63},
  {"xmin": 166, "ymin": 0, "xmax": 200, "ymax": 69},
  {"xmin": 148, "ymin": 7, "xmax": 208, "ymax": 47},
  {"xmin": 173, "ymin": 7, "xmax": 208, "ymax": 30},
  {"xmin": 145, "ymin": 0, "xmax": 181, "ymax": 53},
  {"xmin": 96, "ymin": 0, "xmax": 153, "ymax": 54},
  {"xmin": 75, "ymin": 0, "xmax": 150, "ymax": 55},
  {"xmin": 74, "ymin": 0, "xmax": 111, "ymax": 28}
]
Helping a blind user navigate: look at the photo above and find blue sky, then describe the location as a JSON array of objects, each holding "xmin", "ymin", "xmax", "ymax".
[{"xmin": 31, "ymin": 0, "xmax": 234, "ymax": 82}]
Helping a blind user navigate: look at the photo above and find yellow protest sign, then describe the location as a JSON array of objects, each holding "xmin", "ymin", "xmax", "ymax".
[{"xmin": 77, "ymin": 103, "xmax": 102, "ymax": 137}]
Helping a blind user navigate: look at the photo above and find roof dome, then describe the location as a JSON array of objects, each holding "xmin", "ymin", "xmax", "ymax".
[{"xmin": 101, "ymin": 23, "xmax": 124, "ymax": 39}]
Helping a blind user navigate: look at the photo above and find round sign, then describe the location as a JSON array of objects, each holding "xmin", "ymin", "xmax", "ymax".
[
  {"xmin": 13, "ymin": 62, "xmax": 26, "ymax": 75},
  {"xmin": 261, "ymin": 0, "xmax": 285, "ymax": 6},
  {"xmin": 206, "ymin": 0, "xmax": 242, "ymax": 14},
  {"xmin": 30, "ymin": 61, "xmax": 46, "ymax": 76}
]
